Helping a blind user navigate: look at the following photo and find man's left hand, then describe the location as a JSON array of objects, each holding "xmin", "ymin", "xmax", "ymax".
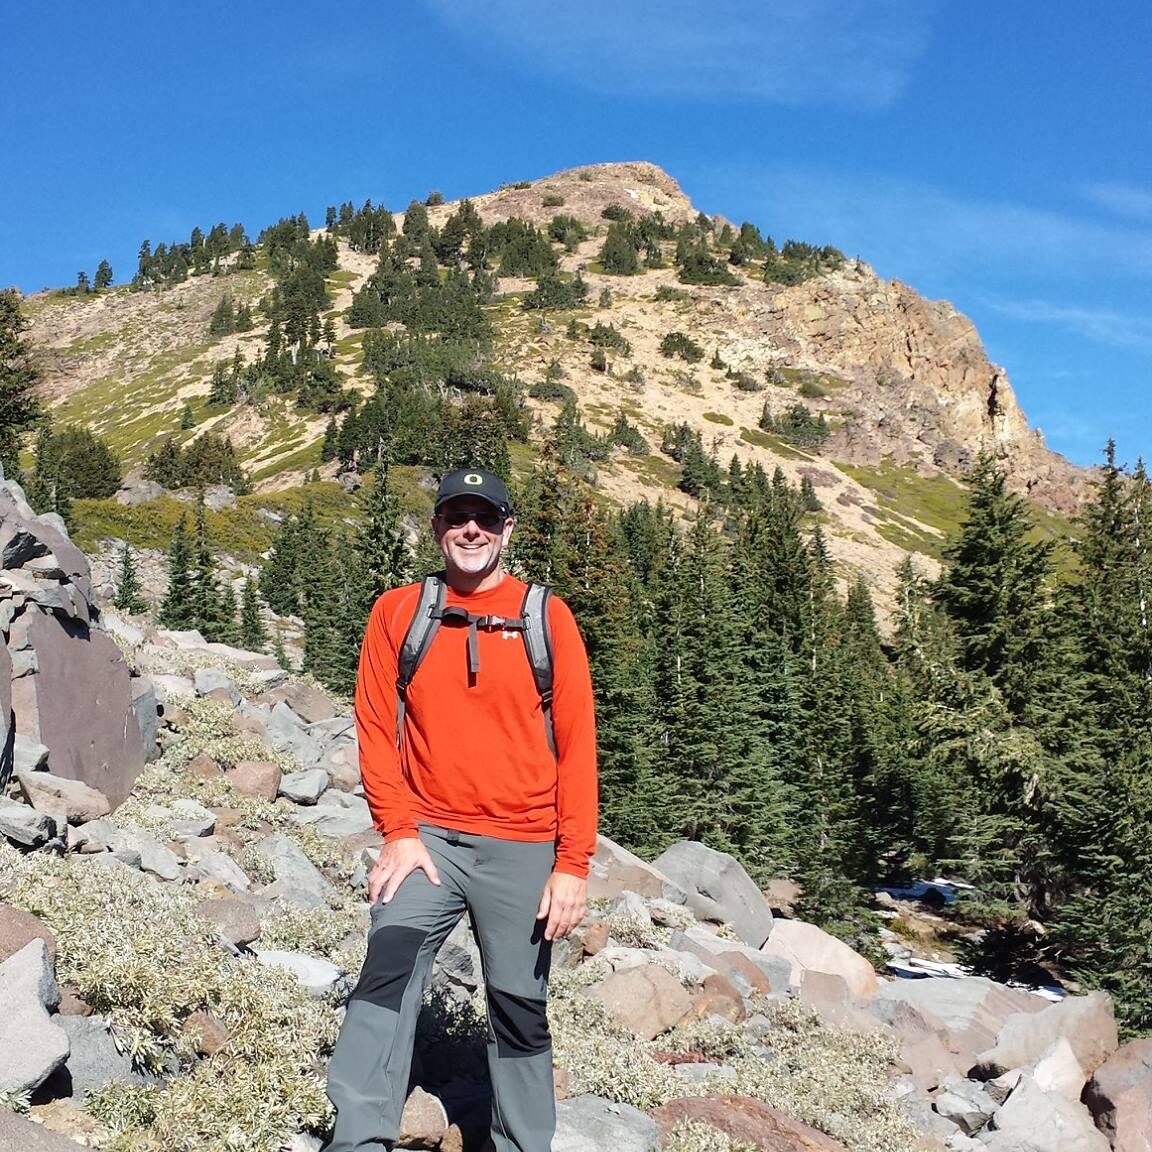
[{"xmin": 535, "ymin": 871, "xmax": 587, "ymax": 942}]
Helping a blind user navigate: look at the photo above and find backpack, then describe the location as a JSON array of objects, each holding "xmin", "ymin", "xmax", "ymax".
[{"xmin": 395, "ymin": 574, "xmax": 556, "ymax": 755}]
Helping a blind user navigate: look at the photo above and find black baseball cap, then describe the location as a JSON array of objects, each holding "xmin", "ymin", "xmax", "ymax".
[{"xmin": 434, "ymin": 468, "xmax": 512, "ymax": 518}]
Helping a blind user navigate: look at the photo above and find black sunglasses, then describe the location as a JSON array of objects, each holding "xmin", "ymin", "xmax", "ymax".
[{"xmin": 439, "ymin": 509, "xmax": 507, "ymax": 530}]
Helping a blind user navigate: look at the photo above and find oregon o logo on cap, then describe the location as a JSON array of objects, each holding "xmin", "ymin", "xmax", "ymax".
[{"xmin": 464, "ymin": 473, "xmax": 484, "ymax": 485}]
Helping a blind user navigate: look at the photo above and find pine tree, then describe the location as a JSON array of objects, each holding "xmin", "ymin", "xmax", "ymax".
[
  {"xmin": 239, "ymin": 576, "xmax": 267, "ymax": 651},
  {"xmin": 94, "ymin": 260, "xmax": 113, "ymax": 290},
  {"xmin": 159, "ymin": 515, "xmax": 196, "ymax": 628},
  {"xmin": 0, "ymin": 289, "xmax": 43, "ymax": 478},
  {"xmin": 189, "ymin": 499, "xmax": 239, "ymax": 643},
  {"xmin": 113, "ymin": 543, "xmax": 149, "ymax": 614},
  {"xmin": 354, "ymin": 451, "xmax": 414, "ymax": 619}
]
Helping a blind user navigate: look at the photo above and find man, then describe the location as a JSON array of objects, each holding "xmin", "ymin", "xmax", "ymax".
[{"xmin": 322, "ymin": 467, "xmax": 598, "ymax": 1152}]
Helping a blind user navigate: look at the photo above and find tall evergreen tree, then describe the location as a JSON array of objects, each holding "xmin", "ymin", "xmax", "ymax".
[
  {"xmin": 113, "ymin": 543, "xmax": 149, "ymax": 614},
  {"xmin": 0, "ymin": 289, "xmax": 42, "ymax": 478},
  {"xmin": 159, "ymin": 515, "xmax": 196, "ymax": 628},
  {"xmin": 239, "ymin": 577, "xmax": 268, "ymax": 651}
]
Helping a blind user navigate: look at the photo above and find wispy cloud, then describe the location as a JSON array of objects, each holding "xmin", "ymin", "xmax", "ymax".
[
  {"xmin": 420, "ymin": 0, "xmax": 938, "ymax": 107},
  {"xmin": 712, "ymin": 167, "xmax": 1152, "ymax": 283},
  {"xmin": 1080, "ymin": 182, "xmax": 1152, "ymax": 224},
  {"xmin": 984, "ymin": 298, "xmax": 1152, "ymax": 351}
]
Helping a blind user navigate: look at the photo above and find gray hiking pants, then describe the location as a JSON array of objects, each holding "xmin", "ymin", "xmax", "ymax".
[{"xmin": 322, "ymin": 826, "xmax": 556, "ymax": 1152}]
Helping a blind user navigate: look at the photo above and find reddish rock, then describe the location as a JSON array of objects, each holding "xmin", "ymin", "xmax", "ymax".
[
  {"xmin": 227, "ymin": 760, "xmax": 282, "ymax": 802},
  {"xmin": 56, "ymin": 983, "xmax": 94, "ymax": 1016},
  {"xmin": 653, "ymin": 1096, "xmax": 849, "ymax": 1151},
  {"xmin": 23, "ymin": 609, "xmax": 146, "ymax": 807},
  {"xmin": 264, "ymin": 681, "xmax": 339, "ymax": 724},
  {"xmin": 185, "ymin": 753, "xmax": 223, "ymax": 779},
  {"xmin": 397, "ymin": 1085, "xmax": 448, "ymax": 1148},
  {"xmin": 1083, "ymin": 1037, "xmax": 1152, "ymax": 1152},
  {"xmin": 0, "ymin": 904, "xmax": 56, "ymax": 965},
  {"xmin": 553, "ymin": 1067, "xmax": 571, "ymax": 1100},
  {"xmin": 672, "ymin": 935, "xmax": 774, "ymax": 996},
  {"xmin": 581, "ymin": 922, "xmax": 609, "ymax": 956},
  {"xmin": 182, "ymin": 1009, "xmax": 231, "ymax": 1055},
  {"xmin": 440, "ymin": 1124, "xmax": 464, "ymax": 1152},
  {"xmin": 587, "ymin": 964, "xmax": 694, "ymax": 1040},
  {"xmin": 687, "ymin": 972, "xmax": 747, "ymax": 1024},
  {"xmin": 197, "ymin": 896, "xmax": 261, "ymax": 947},
  {"xmin": 210, "ymin": 806, "xmax": 245, "ymax": 828},
  {"xmin": 232, "ymin": 712, "xmax": 268, "ymax": 739}
]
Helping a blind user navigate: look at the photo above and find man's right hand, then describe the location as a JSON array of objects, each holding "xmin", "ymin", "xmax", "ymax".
[{"xmin": 368, "ymin": 837, "xmax": 442, "ymax": 905}]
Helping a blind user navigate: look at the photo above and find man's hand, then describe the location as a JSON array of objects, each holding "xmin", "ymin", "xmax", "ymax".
[
  {"xmin": 535, "ymin": 871, "xmax": 587, "ymax": 942},
  {"xmin": 368, "ymin": 837, "xmax": 441, "ymax": 905}
]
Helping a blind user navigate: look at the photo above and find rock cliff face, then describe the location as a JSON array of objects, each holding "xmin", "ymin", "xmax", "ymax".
[{"xmin": 0, "ymin": 476, "xmax": 152, "ymax": 807}]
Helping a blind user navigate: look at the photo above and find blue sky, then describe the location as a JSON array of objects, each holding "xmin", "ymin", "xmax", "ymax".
[{"xmin": 3, "ymin": 2, "xmax": 1149, "ymax": 467}]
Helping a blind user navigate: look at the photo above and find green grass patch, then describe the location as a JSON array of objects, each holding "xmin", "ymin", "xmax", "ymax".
[
  {"xmin": 703, "ymin": 411, "xmax": 734, "ymax": 426},
  {"xmin": 739, "ymin": 428, "xmax": 811, "ymax": 461},
  {"xmin": 775, "ymin": 366, "xmax": 851, "ymax": 394},
  {"xmin": 837, "ymin": 461, "xmax": 966, "ymax": 544},
  {"xmin": 619, "ymin": 453, "xmax": 681, "ymax": 489}
]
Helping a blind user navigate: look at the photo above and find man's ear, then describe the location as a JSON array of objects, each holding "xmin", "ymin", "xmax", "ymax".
[{"xmin": 502, "ymin": 516, "xmax": 516, "ymax": 543}]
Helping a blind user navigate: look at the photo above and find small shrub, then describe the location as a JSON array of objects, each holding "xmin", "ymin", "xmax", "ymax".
[
  {"xmin": 424, "ymin": 190, "xmax": 445, "ymax": 207},
  {"xmin": 512, "ymin": 180, "xmax": 532, "ymax": 190},
  {"xmin": 528, "ymin": 379, "xmax": 577, "ymax": 404},
  {"xmin": 588, "ymin": 322, "xmax": 631, "ymax": 355},
  {"xmin": 578, "ymin": 170, "xmax": 594, "ymax": 182},
  {"xmin": 590, "ymin": 348, "xmax": 608, "ymax": 373},
  {"xmin": 728, "ymin": 370, "xmax": 763, "ymax": 392},
  {"xmin": 542, "ymin": 193, "xmax": 565, "ymax": 208},
  {"xmin": 601, "ymin": 203, "xmax": 632, "ymax": 222},
  {"xmin": 798, "ymin": 378, "xmax": 828, "ymax": 399},
  {"xmin": 655, "ymin": 285, "xmax": 691, "ymax": 302},
  {"xmin": 659, "ymin": 331, "xmax": 704, "ymax": 363}
]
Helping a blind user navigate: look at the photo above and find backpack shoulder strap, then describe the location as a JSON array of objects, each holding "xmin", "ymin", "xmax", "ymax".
[
  {"xmin": 519, "ymin": 582, "xmax": 556, "ymax": 757},
  {"xmin": 395, "ymin": 574, "xmax": 446, "ymax": 748}
]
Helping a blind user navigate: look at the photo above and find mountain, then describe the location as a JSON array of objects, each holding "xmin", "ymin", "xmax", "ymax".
[{"xmin": 18, "ymin": 161, "xmax": 1086, "ymax": 606}]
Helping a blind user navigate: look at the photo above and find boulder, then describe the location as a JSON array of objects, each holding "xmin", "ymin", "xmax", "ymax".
[
  {"xmin": 873, "ymin": 976, "xmax": 1046, "ymax": 1067},
  {"xmin": 0, "ymin": 939, "xmax": 69, "ymax": 1094},
  {"xmin": 652, "ymin": 840, "xmax": 772, "ymax": 946},
  {"xmin": 227, "ymin": 760, "xmax": 282, "ymax": 802},
  {"xmin": 196, "ymin": 896, "xmax": 262, "ymax": 947},
  {"xmin": 0, "ymin": 640, "xmax": 10, "ymax": 783},
  {"xmin": 0, "ymin": 1109, "xmax": 94, "ymax": 1151},
  {"xmin": 266, "ymin": 702, "xmax": 324, "ymax": 767},
  {"xmin": 54, "ymin": 1014, "xmax": 148, "ymax": 1100},
  {"xmin": 130, "ymin": 676, "xmax": 160, "ymax": 762},
  {"xmin": 194, "ymin": 667, "xmax": 240, "ymax": 704},
  {"xmin": 0, "ymin": 796, "xmax": 54, "ymax": 846},
  {"xmin": 398, "ymin": 1085, "xmax": 449, "ymax": 1148},
  {"xmin": 1032, "ymin": 1036, "xmax": 1089, "ymax": 1098},
  {"xmin": 986, "ymin": 1073, "xmax": 1110, "ymax": 1152},
  {"xmin": 251, "ymin": 832, "xmax": 336, "ymax": 909},
  {"xmin": 265, "ymin": 680, "xmax": 339, "ymax": 724},
  {"xmin": 19, "ymin": 609, "xmax": 145, "ymax": 807},
  {"xmin": 279, "ymin": 768, "xmax": 331, "ymax": 805},
  {"xmin": 12, "ymin": 733, "xmax": 49, "ymax": 774},
  {"xmin": 673, "ymin": 925, "xmax": 792, "ymax": 993},
  {"xmin": 974, "ymin": 991, "xmax": 1117, "ymax": 1081},
  {"xmin": 76, "ymin": 819, "xmax": 183, "ymax": 881},
  {"xmin": 1083, "ymin": 1037, "xmax": 1152, "ymax": 1152},
  {"xmin": 653, "ymin": 1095, "xmax": 850, "ymax": 1150},
  {"xmin": 588, "ymin": 835, "xmax": 688, "ymax": 903},
  {"xmin": 0, "ymin": 904, "xmax": 56, "ymax": 965},
  {"xmin": 933, "ymin": 1074, "xmax": 998, "ymax": 1135},
  {"xmin": 16, "ymin": 769, "xmax": 110, "ymax": 823},
  {"xmin": 586, "ymin": 963, "xmax": 694, "ymax": 1040},
  {"xmin": 253, "ymin": 949, "xmax": 344, "ymax": 998},
  {"xmin": 668, "ymin": 929, "xmax": 780, "ymax": 997},
  {"xmin": 760, "ymin": 918, "xmax": 878, "ymax": 1001},
  {"xmin": 552, "ymin": 1095, "xmax": 661, "ymax": 1152},
  {"xmin": 291, "ymin": 794, "xmax": 373, "ymax": 837},
  {"xmin": 115, "ymin": 480, "xmax": 164, "ymax": 506},
  {"xmin": 182, "ymin": 1009, "xmax": 232, "ymax": 1056}
]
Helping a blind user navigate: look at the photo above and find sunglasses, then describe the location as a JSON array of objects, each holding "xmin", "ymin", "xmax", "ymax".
[{"xmin": 438, "ymin": 509, "xmax": 507, "ymax": 530}]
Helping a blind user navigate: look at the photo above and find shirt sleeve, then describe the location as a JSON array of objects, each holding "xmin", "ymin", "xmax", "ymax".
[
  {"xmin": 354, "ymin": 591, "xmax": 420, "ymax": 841},
  {"xmin": 547, "ymin": 595, "xmax": 599, "ymax": 877}
]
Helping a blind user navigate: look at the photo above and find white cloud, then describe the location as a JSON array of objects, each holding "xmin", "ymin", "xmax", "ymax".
[
  {"xmin": 420, "ymin": 0, "xmax": 937, "ymax": 107},
  {"xmin": 984, "ymin": 298, "xmax": 1152, "ymax": 351},
  {"xmin": 1081, "ymin": 182, "xmax": 1152, "ymax": 224},
  {"xmin": 711, "ymin": 167, "xmax": 1152, "ymax": 283}
]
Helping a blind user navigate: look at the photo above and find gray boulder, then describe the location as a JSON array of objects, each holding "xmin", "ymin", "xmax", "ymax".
[
  {"xmin": 251, "ymin": 831, "xmax": 335, "ymax": 909},
  {"xmin": 0, "ymin": 796, "xmax": 54, "ymax": 846},
  {"xmin": 56, "ymin": 1014, "xmax": 149, "ymax": 1100},
  {"xmin": 588, "ymin": 835, "xmax": 688, "ymax": 904},
  {"xmin": 77, "ymin": 819, "xmax": 183, "ymax": 881},
  {"xmin": 0, "ymin": 641, "xmax": 10, "ymax": 784},
  {"xmin": 194, "ymin": 666, "xmax": 240, "ymax": 704},
  {"xmin": 279, "ymin": 768, "xmax": 331, "ymax": 805},
  {"xmin": 130, "ymin": 676, "xmax": 160, "ymax": 762},
  {"xmin": 985, "ymin": 1073, "xmax": 1109, "ymax": 1152},
  {"xmin": 266, "ymin": 702, "xmax": 323, "ymax": 768},
  {"xmin": 553, "ymin": 1095, "xmax": 661, "ymax": 1152},
  {"xmin": 651, "ymin": 840, "xmax": 772, "ymax": 946},
  {"xmin": 291, "ymin": 793, "xmax": 373, "ymax": 837},
  {"xmin": 0, "ymin": 1109, "xmax": 94, "ymax": 1150},
  {"xmin": 0, "ymin": 939, "xmax": 68, "ymax": 1094},
  {"xmin": 253, "ymin": 949, "xmax": 344, "ymax": 998}
]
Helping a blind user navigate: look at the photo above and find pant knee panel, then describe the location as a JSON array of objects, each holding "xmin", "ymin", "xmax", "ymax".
[
  {"xmin": 349, "ymin": 924, "xmax": 427, "ymax": 1011},
  {"xmin": 486, "ymin": 985, "xmax": 551, "ymax": 1058}
]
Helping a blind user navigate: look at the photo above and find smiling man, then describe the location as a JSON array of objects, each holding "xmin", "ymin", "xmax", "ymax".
[{"xmin": 322, "ymin": 466, "xmax": 598, "ymax": 1152}]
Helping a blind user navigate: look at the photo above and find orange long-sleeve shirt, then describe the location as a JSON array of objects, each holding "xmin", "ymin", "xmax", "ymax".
[{"xmin": 354, "ymin": 575, "xmax": 599, "ymax": 878}]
